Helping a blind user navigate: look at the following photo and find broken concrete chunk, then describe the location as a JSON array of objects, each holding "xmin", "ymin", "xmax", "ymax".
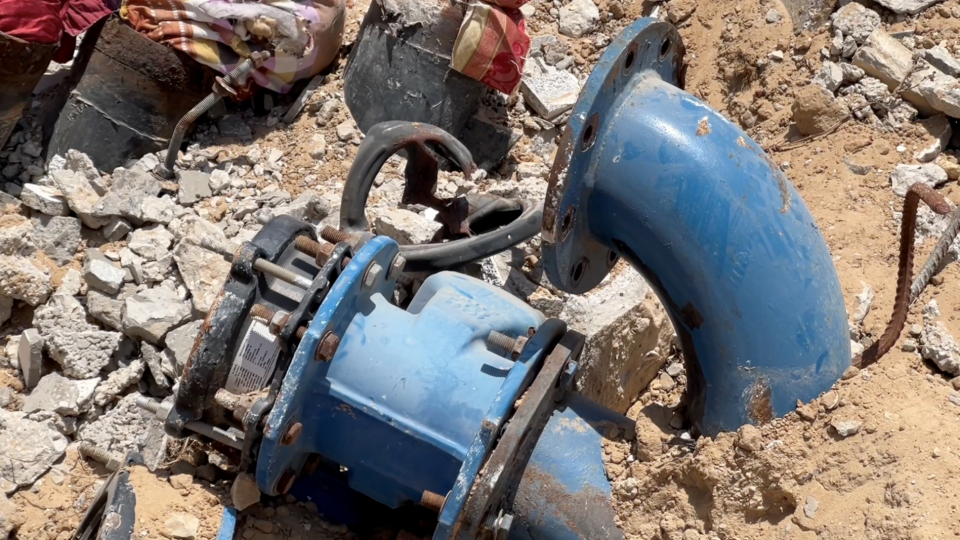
[
  {"xmin": 830, "ymin": 416, "xmax": 862, "ymax": 437},
  {"xmin": 141, "ymin": 195, "xmax": 177, "ymax": 224},
  {"xmin": 336, "ymin": 120, "xmax": 357, "ymax": 142},
  {"xmin": 141, "ymin": 344, "xmax": 172, "ymax": 392},
  {"xmin": 77, "ymin": 392, "xmax": 161, "ymax": 454},
  {"xmin": 852, "ymin": 29, "xmax": 914, "ymax": 90},
  {"xmin": 0, "ymin": 410, "xmax": 69, "ymax": 489},
  {"xmin": 831, "ymin": 2, "xmax": 880, "ymax": 45},
  {"xmin": 230, "ymin": 472, "xmax": 262, "ymax": 511},
  {"xmin": 32, "ymin": 289, "xmax": 96, "ymax": 336},
  {"xmin": 0, "ymin": 255, "xmax": 52, "ymax": 306},
  {"xmin": 47, "ymin": 330, "xmax": 122, "ymax": 378},
  {"xmin": 914, "ymin": 115, "xmax": 953, "ymax": 163},
  {"xmin": 173, "ymin": 240, "xmax": 231, "ymax": 313},
  {"xmin": 792, "ymin": 84, "xmax": 849, "ymax": 136},
  {"xmin": 165, "ymin": 320, "xmax": 202, "ymax": 374},
  {"xmin": 23, "ymin": 372, "xmax": 99, "ymax": 416},
  {"xmin": 375, "ymin": 208, "xmax": 443, "ymax": 245},
  {"xmin": 128, "ymin": 225, "xmax": 174, "ymax": 262},
  {"xmin": 30, "ymin": 215, "xmax": 81, "ymax": 266},
  {"xmin": 102, "ymin": 216, "xmax": 133, "ymax": 242},
  {"xmin": 0, "ymin": 216, "xmax": 35, "ymax": 256},
  {"xmin": 178, "ymin": 171, "xmax": 212, "ymax": 205},
  {"xmin": 521, "ymin": 64, "xmax": 581, "ymax": 121},
  {"xmin": 559, "ymin": 0, "xmax": 600, "ymax": 37},
  {"xmin": 873, "ymin": 0, "xmax": 945, "ymax": 14},
  {"xmin": 852, "ymin": 282, "xmax": 874, "ymax": 325},
  {"xmin": 87, "ymin": 285, "xmax": 136, "ymax": 331},
  {"xmin": 735, "ymin": 424, "xmax": 763, "ymax": 452},
  {"xmin": 19, "ymin": 184, "xmax": 70, "ymax": 216},
  {"xmin": 51, "ymin": 169, "xmax": 109, "ymax": 229},
  {"xmin": 921, "ymin": 46, "xmax": 960, "ymax": 77},
  {"xmin": 122, "ymin": 287, "xmax": 192, "ymax": 344},
  {"xmin": 916, "ymin": 67, "xmax": 960, "ymax": 118},
  {"xmin": 65, "ymin": 149, "xmax": 101, "ymax": 185},
  {"xmin": 265, "ymin": 189, "xmax": 332, "ymax": 223},
  {"xmin": 18, "ymin": 329, "xmax": 43, "ymax": 389},
  {"xmin": 308, "ymin": 134, "xmax": 327, "ymax": 160},
  {"xmin": 209, "ymin": 170, "xmax": 230, "ymax": 194},
  {"xmin": 0, "ymin": 490, "xmax": 25, "ymax": 538},
  {"xmin": 889, "ymin": 163, "xmax": 948, "ymax": 197},
  {"xmin": 814, "ymin": 61, "xmax": 843, "ymax": 93},
  {"xmin": 166, "ymin": 512, "xmax": 200, "ymax": 540},
  {"xmin": 921, "ymin": 321, "xmax": 960, "ymax": 376},
  {"xmin": 83, "ymin": 248, "xmax": 126, "ymax": 294},
  {"xmin": 94, "ymin": 359, "xmax": 145, "ymax": 406},
  {"xmin": 94, "ymin": 167, "xmax": 161, "ymax": 221}
]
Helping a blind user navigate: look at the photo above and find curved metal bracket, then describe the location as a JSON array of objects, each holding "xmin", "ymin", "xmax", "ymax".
[
  {"xmin": 339, "ymin": 121, "xmax": 543, "ymax": 273},
  {"xmin": 541, "ymin": 19, "xmax": 850, "ymax": 435}
]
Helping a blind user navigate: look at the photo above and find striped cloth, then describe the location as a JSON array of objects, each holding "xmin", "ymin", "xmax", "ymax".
[
  {"xmin": 121, "ymin": 0, "xmax": 343, "ymax": 95},
  {"xmin": 450, "ymin": 1, "xmax": 530, "ymax": 94}
]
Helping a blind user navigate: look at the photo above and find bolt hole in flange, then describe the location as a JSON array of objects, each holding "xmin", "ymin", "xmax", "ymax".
[
  {"xmin": 559, "ymin": 206, "xmax": 575, "ymax": 241},
  {"xmin": 580, "ymin": 113, "xmax": 599, "ymax": 152},
  {"xmin": 607, "ymin": 250, "xmax": 619, "ymax": 266},
  {"xmin": 571, "ymin": 258, "xmax": 587, "ymax": 286},
  {"xmin": 659, "ymin": 38, "xmax": 671, "ymax": 60},
  {"xmin": 623, "ymin": 47, "xmax": 636, "ymax": 75}
]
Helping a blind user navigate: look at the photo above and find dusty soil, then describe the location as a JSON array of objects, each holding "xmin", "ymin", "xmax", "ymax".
[{"xmin": 9, "ymin": 0, "xmax": 960, "ymax": 538}]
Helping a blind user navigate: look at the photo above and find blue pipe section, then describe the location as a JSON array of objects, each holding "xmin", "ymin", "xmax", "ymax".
[{"xmin": 541, "ymin": 19, "xmax": 850, "ymax": 434}]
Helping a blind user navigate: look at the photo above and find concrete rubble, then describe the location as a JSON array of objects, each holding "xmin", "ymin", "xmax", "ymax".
[{"xmin": 889, "ymin": 163, "xmax": 948, "ymax": 197}]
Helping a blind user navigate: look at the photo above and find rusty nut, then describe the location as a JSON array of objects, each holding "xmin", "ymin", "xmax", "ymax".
[
  {"xmin": 281, "ymin": 422, "xmax": 303, "ymax": 446},
  {"xmin": 269, "ymin": 310, "xmax": 291, "ymax": 336},
  {"xmin": 316, "ymin": 332, "xmax": 341, "ymax": 362}
]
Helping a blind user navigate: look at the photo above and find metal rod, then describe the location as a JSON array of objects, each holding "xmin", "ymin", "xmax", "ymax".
[
  {"xmin": 321, "ymin": 226, "xmax": 353, "ymax": 244},
  {"xmin": 487, "ymin": 331, "xmax": 518, "ymax": 352},
  {"xmin": 197, "ymin": 238, "xmax": 313, "ymax": 289},
  {"xmin": 79, "ymin": 441, "xmax": 123, "ymax": 471}
]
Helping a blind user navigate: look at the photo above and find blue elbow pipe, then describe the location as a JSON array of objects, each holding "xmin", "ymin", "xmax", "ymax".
[{"xmin": 541, "ymin": 18, "xmax": 850, "ymax": 435}]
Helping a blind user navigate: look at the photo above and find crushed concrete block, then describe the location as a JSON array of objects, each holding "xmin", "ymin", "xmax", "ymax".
[
  {"xmin": 873, "ymin": 0, "xmax": 945, "ymax": 14},
  {"xmin": 375, "ymin": 208, "xmax": 443, "ymax": 245},
  {"xmin": 166, "ymin": 512, "xmax": 200, "ymax": 539},
  {"xmin": 814, "ymin": 61, "xmax": 843, "ymax": 93},
  {"xmin": 0, "ymin": 255, "xmax": 52, "ymax": 306},
  {"xmin": 47, "ymin": 330, "xmax": 122, "ymax": 378},
  {"xmin": 781, "ymin": 0, "xmax": 838, "ymax": 34},
  {"xmin": 87, "ymin": 284, "xmax": 136, "ymax": 331},
  {"xmin": 559, "ymin": 266, "xmax": 672, "ymax": 413},
  {"xmin": 915, "ymin": 65, "xmax": 960, "ymax": 118},
  {"xmin": 559, "ymin": 0, "xmax": 600, "ymax": 37},
  {"xmin": 231, "ymin": 472, "xmax": 261, "ymax": 511},
  {"xmin": 23, "ymin": 372, "xmax": 99, "ymax": 416},
  {"xmin": 840, "ymin": 63, "xmax": 864, "ymax": 84},
  {"xmin": 0, "ymin": 410, "xmax": 69, "ymax": 489},
  {"xmin": 77, "ymin": 393, "xmax": 161, "ymax": 454},
  {"xmin": 128, "ymin": 225, "xmax": 174, "ymax": 262},
  {"xmin": 122, "ymin": 287, "xmax": 192, "ymax": 344},
  {"xmin": 890, "ymin": 163, "xmax": 948, "ymax": 197},
  {"xmin": 521, "ymin": 64, "xmax": 580, "ymax": 121},
  {"xmin": 19, "ymin": 184, "xmax": 70, "ymax": 216},
  {"xmin": 82, "ymin": 248, "xmax": 126, "ymax": 294},
  {"xmin": 263, "ymin": 189, "xmax": 332, "ymax": 223},
  {"xmin": 336, "ymin": 120, "xmax": 357, "ymax": 141},
  {"xmin": 94, "ymin": 359, "xmax": 145, "ymax": 406},
  {"xmin": 831, "ymin": 2, "xmax": 880, "ymax": 45},
  {"xmin": 31, "ymin": 289, "xmax": 96, "ymax": 336},
  {"xmin": 853, "ymin": 29, "xmax": 915, "ymax": 90},
  {"xmin": 177, "ymin": 171, "xmax": 212, "ymax": 205},
  {"xmin": 165, "ymin": 320, "xmax": 202, "ymax": 374},
  {"xmin": 58, "ymin": 268, "xmax": 83, "ymax": 296},
  {"xmin": 170, "ymin": 214, "xmax": 227, "ymax": 246},
  {"xmin": 915, "ymin": 115, "xmax": 953, "ymax": 163},
  {"xmin": 30, "ymin": 215, "xmax": 81, "ymax": 266},
  {"xmin": 52, "ymin": 169, "xmax": 110, "ymax": 229},
  {"xmin": 921, "ymin": 321, "xmax": 960, "ymax": 376},
  {"xmin": 93, "ymin": 167, "xmax": 161, "ymax": 222},
  {"xmin": 209, "ymin": 170, "xmax": 230, "ymax": 194},
  {"xmin": 65, "ymin": 149, "xmax": 101, "ymax": 185},
  {"xmin": 141, "ymin": 253, "xmax": 174, "ymax": 284},
  {"xmin": 102, "ymin": 216, "xmax": 132, "ymax": 242},
  {"xmin": 173, "ymin": 239, "xmax": 230, "ymax": 313},
  {"xmin": 0, "ymin": 216, "xmax": 35, "ymax": 256},
  {"xmin": 308, "ymin": 134, "xmax": 327, "ymax": 160},
  {"xmin": 18, "ymin": 329, "xmax": 43, "ymax": 389},
  {"xmin": 141, "ymin": 196, "xmax": 177, "ymax": 224},
  {"xmin": 141, "ymin": 344, "xmax": 172, "ymax": 392},
  {"xmin": 921, "ymin": 46, "xmax": 960, "ymax": 77},
  {"xmin": 830, "ymin": 416, "xmax": 862, "ymax": 437},
  {"xmin": 852, "ymin": 282, "xmax": 875, "ymax": 325},
  {"xmin": 792, "ymin": 84, "xmax": 849, "ymax": 136}
]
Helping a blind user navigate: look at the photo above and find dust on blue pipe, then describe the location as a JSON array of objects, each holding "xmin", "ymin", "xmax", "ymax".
[{"xmin": 541, "ymin": 18, "xmax": 850, "ymax": 435}]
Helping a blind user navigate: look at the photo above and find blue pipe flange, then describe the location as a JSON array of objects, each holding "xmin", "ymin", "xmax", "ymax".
[{"xmin": 541, "ymin": 18, "xmax": 850, "ymax": 435}]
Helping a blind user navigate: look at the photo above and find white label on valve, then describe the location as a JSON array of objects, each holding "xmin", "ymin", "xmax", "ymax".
[{"xmin": 225, "ymin": 320, "xmax": 281, "ymax": 394}]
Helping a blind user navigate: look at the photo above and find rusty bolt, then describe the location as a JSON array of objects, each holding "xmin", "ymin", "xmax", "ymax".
[
  {"xmin": 296, "ymin": 326, "xmax": 308, "ymax": 340},
  {"xmin": 316, "ymin": 332, "xmax": 341, "ymax": 362},
  {"xmin": 269, "ymin": 310, "xmax": 291, "ymax": 336},
  {"xmin": 321, "ymin": 226, "xmax": 353, "ymax": 244},
  {"xmin": 294, "ymin": 236, "xmax": 336, "ymax": 266},
  {"xmin": 363, "ymin": 262, "xmax": 384, "ymax": 290},
  {"xmin": 251, "ymin": 304, "xmax": 276, "ymax": 321},
  {"xmin": 487, "ymin": 331, "xmax": 528, "ymax": 360},
  {"xmin": 277, "ymin": 469, "xmax": 297, "ymax": 494},
  {"xmin": 420, "ymin": 490, "xmax": 448, "ymax": 513},
  {"xmin": 281, "ymin": 422, "xmax": 303, "ymax": 446},
  {"xmin": 388, "ymin": 254, "xmax": 406, "ymax": 280}
]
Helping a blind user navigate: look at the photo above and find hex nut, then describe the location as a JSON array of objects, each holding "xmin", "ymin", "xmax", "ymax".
[
  {"xmin": 316, "ymin": 332, "xmax": 341, "ymax": 362},
  {"xmin": 363, "ymin": 262, "xmax": 384, "ymax": 290}
]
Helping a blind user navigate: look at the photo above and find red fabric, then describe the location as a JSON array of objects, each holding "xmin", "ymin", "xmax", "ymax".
[{"xmin": 0, "ymin": 0, "xmax": 110, "ymax": 44}]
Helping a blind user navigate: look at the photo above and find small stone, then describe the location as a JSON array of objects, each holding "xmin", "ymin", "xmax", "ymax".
[
  {"xmin": 165, "ymin": 512, "xmax": 200, "ymax": 539},
  {"xmin": 921, "ymin": 322, "xmax": 960, "ymax": 376},
  {"xmin": 830, "ymin": 416, "xmax": 863, "ymax": 437},
  {"xmin": 853, "ymin": 29, "xmax": 915, "ymax": 90},
  {"xmin": 122, "ymin": 287, "xmax": 191, "ymax": 344},
  {"xmin": 765, "ymin": 8, "xmax": 781, "ymax": 23},
  {"xmin": 792, "ymin": 84, "xmax": 849, "ymax": 136},
  {"xmin": 93, "ymin": 167, "xmax": 161, "ymax": 222},
  {"xmin": 18, "ymin": 329, "xmax": 43, "ymax": 389},
  {"xmin": 889, "ymin": 163, "xmax": 948, "ymax": 198},
  {"xmin": 832, "ymin": 2, "xmax": 881, "ymax": 45},
  {"xmin": 23, "ymin": 372, "xmax": 99, "ymax": 416},
  {"xmin": 902, "ymin": 339, "xmax": 917, "ymax": 352},
  {"xmin": 796, "ymin": 402, "xmax": 818, "ymax": 421},
  {"xmin": 665, "ymin": 363, "xmax": 683, "ymax": 377},
  {"xmin": 128, "ymin": 225, "xmax": 174, "ymax": 262},
  {"xmin": 141, "ymin": 196, "xmax": 177, "ymax": 224},
  {"xmin": 19, "ymin": 184, "xmax": 70, "ymax": 216},
  {"xmin": 102, "ymin": 216, "xmax": 132, "ymax": 242},
  {"xmin": 521, "ymin": 64, "xmax": 581, "ymax": 120},
  {"xmin": 0, "ymin": 410, "xmax": 69, "ymax": 488},
  {"xmin": 307, "ymin": 134, "xmax": 327, "ymax": 160},
  {"xmin": 814, "ymin": 61, "xmax": 843, "ymax": 93},
  {"xmin": 665, "ymin": 0, "xmax": 696, "ymax": 25},
  {"xmin": 921, "ymin": 45, "xmax": 960, "ymax": 77},
  {"xmin": 30, "ymin": 215, "xmax": 81, "ymax": 266},
  {"xmin": 936, "ymin": 154, "xmax": 960, "ymax": 181},
  {"xmin": 768, "ymin": 50, "xmax": 785, "ymax": 61},
  {"xmin": 314, "ymin": 100, "xmax": 339, "ymax": 127},
  {"xmin": 914, "ymin": 115, "xmax": 953, "ymax": 163},
  {"xmin": 336, "ymin": 120, "xmax": 357, "ymax": 142},
  {"xmin": 735, "ymin": 424, "xmax": 763, "ymax": 452},
  {"xmin": 93, "ymin": 359, "xmax": 145, "ymax": 406},
  {"xmin": 231, "ymin": 472, "xmax": 261, "ymax": 511},
  {"xmin": 178, "ymin": 171, "xmax": 212, "ymax": 205},
  {"xmin": 841, "ymin": 365, "xmax": 860, "ymax": 380},
  {"xmin": 657, "ymin": 372, "xmax": 676, "ymax": 391},
  {"xmin": 559, "ymin": 0, "xmax": 600, "ymax": 37},
  {"xmin": 196, "ymin": 464, "xmax": 218, "ymax": 483},
  {"xmin": 169, "ymin": 474, "xmax": 194, "ymax": 490},
  {"xmin": 47, "ymin": 331, "xmax": 122, "ymax": 378},
  {"xmin": 51, "ymin": 169, "xmax": 108, "ymax": 229},
  {"xmin": 820, "ymin": 390, "xmax": 840, "ymax": 410},
  {"xmin": 853, "ymin": 282, "xmax": 874, "ymax": 324},
  {"xmin": 375, "ymin": 208, "xmax": 443, "ymax": 245},
  {"xmin": 843, "ymin": 157, "xmax": 874, "ymax": 175},
  {"xmin": 209, "ymin": 170, "xmax": 230, "ymax": 194},
  {"xmin": 82, "ymin": 248, "xmax": 126, "ymax": 294},
  {"xmin": 803, "ymin": 495, "xmax": 819, "ymax": 518}
]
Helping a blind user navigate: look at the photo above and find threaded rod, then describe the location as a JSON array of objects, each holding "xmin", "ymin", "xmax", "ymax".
[
  {"xmin": 321, "ymin": 226, "xmax": 352, "ymax": 244},
  {"xmin": 200, "ymin": 238, "xmax": 239, "ymax": 259},
  {"xmin": 251, "ymin": 304, "xmax": 277, "ymax": 321},
  {"xmin": 79, "ymin": 441, "xmax": 123, "ymax": 471},
  {"xmin": 294, "ymin": 236, "xmax": 335, "ymax": 265},
  {"xmin": 136, "ymin": 395, "xmax": 160, "ymax": 415},
  {"xmin": 487, "ymin": 331, "xmax": 517, "ymax": 352},
  {"xmin": 420, "ymin": 490, "xmax": 446, "ymax": 513}
]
